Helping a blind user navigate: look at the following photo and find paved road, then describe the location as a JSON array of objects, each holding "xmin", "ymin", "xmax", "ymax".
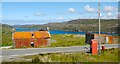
[{"xmin": 0, "ymin": 44, "xmax": 118, "ymax": 61}]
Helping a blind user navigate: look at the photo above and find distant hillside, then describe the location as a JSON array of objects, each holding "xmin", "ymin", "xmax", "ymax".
[
  {"xmin": 1, "ymin": 19, "xmax": 119, "ymax": 46},
  {"xmin": 18, "ymin": 19, "xmax": 118, "ymax": 33},
  {"xmin": 2, "ymin": 24, "xmax": 13, "ymax": 46}
]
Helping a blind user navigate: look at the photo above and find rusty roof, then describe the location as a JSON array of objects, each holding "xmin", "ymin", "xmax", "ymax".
[{"xmin": 13, "ymin": 31, "xmax": 51, "ymax": 39}]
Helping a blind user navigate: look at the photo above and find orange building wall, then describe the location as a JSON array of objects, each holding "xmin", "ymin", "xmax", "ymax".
[
  {"xmin": 108, "ymin": 36, "xmax": 113, "ymax": 44},
  {"xmin": 94, "ymin": 34, "xmax": 119, "ymax": 44},
  {"xmin": 34, "ymin": 38, "xmax": 48, "ymax": 47},
  {"xmin": 14, "ymin": 39, "xmax": 31, "ymax": 48},
  {"xmin": 13, "ymin": 31, "xmax": 51, "ymax": 48}
]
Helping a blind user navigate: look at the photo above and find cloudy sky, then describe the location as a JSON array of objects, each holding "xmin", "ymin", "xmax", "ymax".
[{"xmin": 1, "ymin": 2, "xmax": 118, "ymax": 25}]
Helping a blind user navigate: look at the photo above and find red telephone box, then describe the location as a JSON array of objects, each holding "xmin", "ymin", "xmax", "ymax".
[{"xmin": 91, "ymin": 39, "xmax": 98, "ymax": 55}]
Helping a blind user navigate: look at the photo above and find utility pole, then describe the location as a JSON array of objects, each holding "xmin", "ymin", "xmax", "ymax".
[
  {"xmin": 12, "ymin": 28, "xmax": 15, "ymax": 48},
  {"xmin": 98, "ymin": 0, "xmax": 101, "ymax": 54}
]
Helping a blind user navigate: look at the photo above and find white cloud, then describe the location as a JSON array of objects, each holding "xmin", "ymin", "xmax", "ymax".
[
  {"xmin": 58, "ymin": 17, "xmax": 64, "ymax": 20},
  {"xmin": 55, "ymin": 12, "xmax": 67, "ymax": 15},
  {"xmin": 118, "ymin": 12, "xmax": 120, "ymax": 15},
  {"xmin": 113, "ymin": 12, "xmax": 119, "ymax": 19},
  {"xmin": 24, "ymin": 16, "xmax": 29, "ymax": 18},
  {"xmin": 34, "ymin": 12, "xmax": 41, "ymax": 15},
  {"xmin": 107, "ymin": 12, "xmax": 112, "ymax": 17},
  {"xmin": 100, "ymin": 13, "xmax": 102, "ymax": 16},
  {"xmin": 101, "ymin": 12, "xmax": 118, "ymax": 19},
  {"xmin": 84, "ymin": 5, "xmax": 96, "ymax": 13},
  {"xmin": 104, "ymin": 5, "xmax": 118, "ymax": 12},
  {"xmin": 89, "ymin": 17, "xmax": 94, "ymax": 19},
  {"xmin": 68, "ymin": 8, "xmax": 76, "ymax": 13},
  {"xmin": 101, "ymin": 15, "xmax": 108, "ymax": 19},
  {"xmin": 34, "ymin": 12, "xmax": 46, "ymax": 16}
]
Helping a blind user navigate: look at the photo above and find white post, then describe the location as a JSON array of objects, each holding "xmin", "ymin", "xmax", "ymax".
[
  {"xmin": 47, "ymin": 27, "xmax": 49, "ymax": 31},
  {"xmin": 12, "ymin": 28, "xmax": 15, "ymax": 48},
  {"xmin": 98, "ymin": 0, "xmax": 101, "ymax": 54}
]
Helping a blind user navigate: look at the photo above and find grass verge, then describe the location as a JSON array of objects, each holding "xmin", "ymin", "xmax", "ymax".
[
  {"xmin": 50, "ymin": 34, "xmax": 86, "ymax": 47},
  {"xmin": 22, "ymin": 48, "xmax": 119, "ymax": 62}
]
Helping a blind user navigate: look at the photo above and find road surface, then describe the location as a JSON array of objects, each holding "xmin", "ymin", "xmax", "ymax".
[{"xmin": 0, "ymin": 44, "xmax": 118, "ymax": 61}]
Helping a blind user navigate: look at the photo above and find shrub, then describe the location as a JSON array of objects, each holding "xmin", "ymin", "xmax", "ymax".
[{"xmin": 32, "ymin": 56, "xmax": 40, "ymax": 63}]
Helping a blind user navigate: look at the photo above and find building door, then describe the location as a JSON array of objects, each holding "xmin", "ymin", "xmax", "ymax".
[{"xmin": 31, "ymin": 41, "xmax": 34, "ymax": 47}]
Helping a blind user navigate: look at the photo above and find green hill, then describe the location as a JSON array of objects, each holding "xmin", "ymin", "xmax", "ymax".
[
  {"xmin": 1, "ymin": 24, "xmax": 13, "ymax": 46},
  {"xmin": 19, "ymin": 19, "xmax": 118, "ymax": 33},
  {"xmin": 1, "ymin": 19, "xmax": 119, "ymax": 46}
]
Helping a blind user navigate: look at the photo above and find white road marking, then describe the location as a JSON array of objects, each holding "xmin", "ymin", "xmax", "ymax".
[
  {"xmin": 10, "ymin": 55, "xmax": 18, "ymax": 57},
  {"xmin": 34, "ymin": 53, "xmax": 39, "ymax": 55},
  {"xmin": 0, "ymin": 56, "xmax": 2, "ymax": 57},
  {"xmin": 24, "ymin": 54, "xmax": 35, "ymax": 56},
  {"xmin": 9, "ymin": 57, "xmax": 14, "ymax": 59},
  {"xmin": 24, "ymin": 53, "xmax": 40, "ymax": 56}
]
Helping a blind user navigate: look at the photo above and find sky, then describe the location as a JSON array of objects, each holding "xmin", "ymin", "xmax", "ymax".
[
  {"xmin": 0, "ymin": 2, "xmax": 119, "ymax": 25},
  {"xmin": 1, "ymin": 0, "xmax": 119, "ymax": 2}
]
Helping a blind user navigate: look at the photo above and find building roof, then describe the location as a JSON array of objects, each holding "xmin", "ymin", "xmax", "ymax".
[
  {"xmin": 34, "ymin": 31, "xmax": 51, "ymax": 38},
  {"xmin": 13, "ymin": 31, "xmax": 51, "ymax": 39},
  {"xmin": 13, "ymin": 32, "xmax": 32, "ymax": 39}
]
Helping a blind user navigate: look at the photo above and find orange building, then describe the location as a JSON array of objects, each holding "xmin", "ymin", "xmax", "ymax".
[
  {"xmin": 12, "ymin": 31, "xmax": 51, "ymax": 48},
  {"xmin": 94, "ymin": 34, "xmax": 119, "ymax": 44}
]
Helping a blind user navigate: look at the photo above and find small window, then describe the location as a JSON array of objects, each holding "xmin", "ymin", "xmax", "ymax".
[{"xmin": 32, "ymin": 34, "xmax": 34, "ymax": 36}]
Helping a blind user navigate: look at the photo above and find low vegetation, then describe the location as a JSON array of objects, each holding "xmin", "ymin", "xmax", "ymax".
[
  {"xmin": 50, "ymin": 34, "xmax": 86, "ymax": 47},
  {"xmin": 1, "ymin": 24, "xmax": 13, "ymax": 46},
  {"xmin": 21, "ymin": 48, "xmax": 119, "ymax": 62}
]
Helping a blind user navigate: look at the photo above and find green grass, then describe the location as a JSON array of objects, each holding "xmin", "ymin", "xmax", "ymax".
[
  {"xmin": 3, "ymin": 34, "xmax": 86, "ymax": 47},
  {"xmin": 50, "ymin": 34, "xmax": 86, "ymax": 47},
  {"xmin": 22, "ymin": 48, "xmax": 119, "ymax": 62},
  {"xmin": 2, "ymin": 32, "xmax": 12, "ymax": 46},
  {"xmin": 1, "ymin": 24, "xmax": 13, "ymax": 46}
]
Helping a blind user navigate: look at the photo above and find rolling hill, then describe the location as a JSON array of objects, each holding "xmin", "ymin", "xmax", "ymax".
[
  {"xmin": 1, "ymin": 19, "xmax": 119, "ymax": 46},
  {"xmin": 18, "ymin": 19, "xmax": 118, "ymax": 33},
  {"xmin": 1, "ymin": 24, "xmax": 13, "ymax": 46}
]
